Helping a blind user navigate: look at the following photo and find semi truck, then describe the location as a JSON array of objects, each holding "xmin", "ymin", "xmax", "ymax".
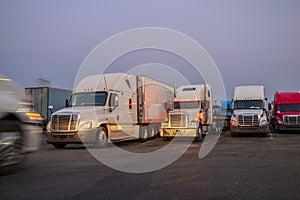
[
  {"xmin": 269, "ymin": 91, "xmax": 300, "ymax": 132},
  {"xmin": 230, "ymin": 85, "xmax": 269, "ymax": 136},
  {"xmin": 160, "ymin": 83, "xmax": 213, "ymax": 141},
  {"xmin": 25, "ymin": 87, "xmax": 72, "ymax": 127},
  {"xmin": 46, "ymin": 73, "xmax": 174, "ymax": 148}
]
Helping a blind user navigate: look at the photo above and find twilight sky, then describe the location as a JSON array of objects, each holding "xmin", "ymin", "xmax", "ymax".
[{"xmin": 0, "ymin": 0, "xmax": 299, "ymax": 101}]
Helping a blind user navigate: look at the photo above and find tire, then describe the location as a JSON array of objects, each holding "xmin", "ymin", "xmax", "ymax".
[
  {"xmin": 52, "ymin": 143, "xmax": 66, "ymax": 149},
  {"xmin": 95, "ymin": 127, "xmax": 108, "ymax": 148},
  {"xmin": 0, "ymin": 120, "xmax": 25, "ymax": 174},
  {"xmin": 162, "ymin": 137, "xmax": 170, "ymax": 141},
  {"xmin": 139, "ymin": 126, "xmax": 147, "ymax": 142},
  {"xmin": 275, "ymin": 123, "xmax": 281, "ymax": 133}
]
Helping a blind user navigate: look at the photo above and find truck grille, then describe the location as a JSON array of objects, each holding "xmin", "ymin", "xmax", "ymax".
[
  {"xmin": 283, "ymin": 115, "xmax": 300, "ymax": 126},
  {"xmin": 170, "ymin": 114, "xmax": 187, "ymax": 128},
  {"xmin": 238, "ymin": 115, "xmax": 259, "ymax": 126},
  {"xmin": 51, "ymin": 114, "xmax": 78, "ymax": 131}
]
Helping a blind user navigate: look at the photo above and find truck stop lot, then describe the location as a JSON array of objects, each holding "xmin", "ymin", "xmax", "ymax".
[{"xmin": 1, "ymin": 131, "xmax": 299, "ymax": 200}]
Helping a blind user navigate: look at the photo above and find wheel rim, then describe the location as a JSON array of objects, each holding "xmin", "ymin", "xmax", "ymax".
[
  {"xmin": 98, "ymin": 130, "xmax": 106, "ymax": 145},
  {"xmin": 0, "ymin": 131, "xmax": 24, "ymax": 164}
]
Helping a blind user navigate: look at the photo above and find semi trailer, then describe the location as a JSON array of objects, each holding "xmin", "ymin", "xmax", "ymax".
[{"xmin": 25, "ymin": 87, "xmax": 72, "ymax": 127}]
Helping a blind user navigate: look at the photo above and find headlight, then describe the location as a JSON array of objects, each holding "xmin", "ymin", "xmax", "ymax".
[
  {"xmin": 277, "ymin": 120, "xmax": 283, "ymax": 124},
  {"xmin": 162, "ymin": 122, "xmax": 168, "ymax": 126},
  {"xmin": 259, "ymin": 116, "xmax": 267, "ymax": 126},
  {"xmin": 80, "ymin": 121, "xmax": 93, "ymax": 129},
  {"xmin": 231, "ymin": 116, "xmax": 237, "ymax": 125}
]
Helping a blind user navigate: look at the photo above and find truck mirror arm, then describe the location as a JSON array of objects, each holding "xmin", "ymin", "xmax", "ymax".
[{"xmin": 109, "ymin": 106, "xmax": 117, "ymax": 112}]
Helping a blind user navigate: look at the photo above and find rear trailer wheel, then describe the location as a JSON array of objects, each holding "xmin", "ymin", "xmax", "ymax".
[
  {"xmin": 95, "ymin": 127, "xmax": 108, "ymax": 148},
  {"xmin": 52, "ymin": 143, "xmax": 66, "ymax": 149},
  {"xmin": 0, "ymin": 120, "xmax": 25, "ymax": 174}
]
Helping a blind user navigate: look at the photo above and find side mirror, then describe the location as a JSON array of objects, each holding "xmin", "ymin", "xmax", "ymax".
[
  {"xmin": 268, "ymin": 103, "xmax": 272, "ymax": 111},
  {"xmin": 165, "ymin": 101, "xmax": 174, "ymax": 111},
  {"xmin": 201, "ymin": 100, "xmax": 210, "ymax": 110},
  {"xmin": 65, "ymin": 99, "xmax": 69, "ymax": 107},
  {"xmin": 48, "ymin": 105, "xmax": 54, "ymax": 115}
]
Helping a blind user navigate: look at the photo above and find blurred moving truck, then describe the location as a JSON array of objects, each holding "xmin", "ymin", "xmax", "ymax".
[
  {"xmin": 269, "ymin": 92, "xmax": 300, "ymax": 132},
  {"xmin": 160, "ymin": 83, "xmax": 213, "ymax": 141},
  {"xmin": 230, "ymin": 85, "xmax": 269, "ymax": 136},
  {"xmin": 0, "ymin": 75, "xmax": 42, "ymax": 173},
  {"xmin": 25, "ymin": 87, "xmax": 72, "ymax": 127},
  {"xmin": 46, "ymin": 73, "xmax": 174, "ymax": 148}
]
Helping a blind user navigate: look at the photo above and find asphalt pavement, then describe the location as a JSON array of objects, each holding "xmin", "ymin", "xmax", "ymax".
[{"xmin": 0, "ymin": 131, "xmax": 299, "ymax": 200}]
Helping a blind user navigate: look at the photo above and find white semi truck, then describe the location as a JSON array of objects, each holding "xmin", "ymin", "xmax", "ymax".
[
  {"xmin": 160, "ymin": 83, "xmax": 213, "ymax": 141},
  {"xmin": 230, "ymin": 85, "xmax": 269, "ymax": 136},
  {"xmin": 46, "ymin": 73, "xmax": 174, "ymax": 148}
]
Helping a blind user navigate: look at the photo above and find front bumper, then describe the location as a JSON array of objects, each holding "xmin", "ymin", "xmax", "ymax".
[
  {"xmin": 161, "ymin": 128, "xmax": 198, "ymax": 137},
  {"xmin": 46, "ymin": 128, "xmax": 97, "ymax": 144},
  {"xmin": 277, "ymin": 124, "xmax": 300, "ymax": 131},
  {"xmin": 230, "ymin": 124, "xmax": 269, "ymax": 134}
]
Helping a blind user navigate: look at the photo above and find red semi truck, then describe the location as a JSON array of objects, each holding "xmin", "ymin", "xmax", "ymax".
[{"xmin": 269, "ymin": 92, "xmax": 300, "ymax": 132}]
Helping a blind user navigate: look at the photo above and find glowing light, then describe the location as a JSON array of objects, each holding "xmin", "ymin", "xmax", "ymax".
[{"xmin": 26, "ymin": 112, "xmax": 43, "ymax": 121}]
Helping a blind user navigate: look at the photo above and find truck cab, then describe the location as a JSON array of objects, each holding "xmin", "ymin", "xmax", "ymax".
[
  {"xmin": 270, "ymin": 92, "xmax": 300, "ymax": 131},
  {"xmin": 230, "ymin": 85, "xmax": 269, "ymax": 136},
  {"xmin": 161, "ymin": 83, "xmax": 213, "ymax": 141}
]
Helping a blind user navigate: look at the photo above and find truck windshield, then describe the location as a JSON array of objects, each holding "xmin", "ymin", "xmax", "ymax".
[
  {"xmin": 234, "ymin": 100, "xmax": 264, "ymax": 109},
  {"xmin": 70, "ymin": 92, "xmax": 107, "ymax": 106},
  {"xmin": 174, "ymin": 101, "xmax": 200, "ymax": 109},
  {"xmin": 278, "ymin": 104, "xmax": 300, "ymax": 112}
]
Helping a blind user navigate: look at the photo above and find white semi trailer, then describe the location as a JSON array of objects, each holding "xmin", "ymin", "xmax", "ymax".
[
  {"xmin": 230, "ymin": 85, "xmax": 269, "ymax": 136},
  {"xmin": 46, "ymin": 73, "xmax": 174, "ymax": 148},
  {"xmin": 160, "ymin": 83, "xmax": 213, "ymax": 141}
]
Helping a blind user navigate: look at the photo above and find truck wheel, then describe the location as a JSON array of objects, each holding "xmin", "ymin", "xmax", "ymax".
[
  {"xmin": 52, "ymin": 143, "xmax": 66, "ymax": 149},
  {"xmin": 162, "ymin": 137, "xmax": 170, "ymax": 141},
  {"xmin": 275, "ymin": 123, "xmax": 281, "ymax": 133},
  {"xmin": 95, "ymin": 127, "xmax": 108, "ymax": 148},
  {"xmin": 0, "ymin": 120, "xmax": 25, "ymax": 174},
  {"xmin": 139, "ymin": 126, "xmax": 147, "ymax": 142}
]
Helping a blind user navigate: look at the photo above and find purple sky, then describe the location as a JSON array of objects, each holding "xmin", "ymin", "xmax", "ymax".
[{"xmin": 0, "ymin": 0, "xmax": 299, "ymax": 101}]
